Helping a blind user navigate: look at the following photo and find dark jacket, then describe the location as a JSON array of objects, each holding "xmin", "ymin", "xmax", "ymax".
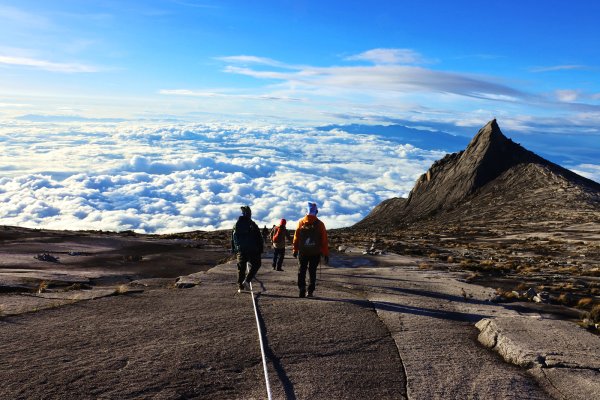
[{"xmin": 232, "ymin": 216, "xmax": 264, "ymax": 254}]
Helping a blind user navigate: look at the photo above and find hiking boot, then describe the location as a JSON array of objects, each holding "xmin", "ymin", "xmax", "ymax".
[
  {"xmin": 299, "ymin": 290, "xmax": 306, "ymax": 298},
  {"xmin": 307, "ymin": 291, "xmax": 314, "ymax": 298},
  {"xmin": 276, "ymin": 267, "xmax": 284, "ymax": 271},
  {"xmin": 272, "ymin": 264, "xmax": 276, "ymax": 270},
  {"xmin": 242, "ymin": 281, "xmax": 251, "ymax": 291},
  {"xmin": 238, "ymin": 283, "xmax": 244, "ymax": 293}
]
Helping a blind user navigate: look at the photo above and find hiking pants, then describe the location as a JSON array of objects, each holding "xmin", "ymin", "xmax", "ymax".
[
  {"xmin": 272, "ymin": 247, "xmax": 285, "ymax": 270},
  {"xmin": 237, "ymin": 252, "xmax": 261, "ymax": 284},
  {"xmin": 297, "ymin": 254, "xmax": 320, "ymax": 294}
]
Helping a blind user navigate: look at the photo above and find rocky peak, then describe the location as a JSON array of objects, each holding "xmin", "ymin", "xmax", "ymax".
[
  {"xmin": 356, "ymin": 119, "xmax": 600, "ymax": 228},
  {"xmin": 459, "ymin": 119, "xmax": 541, "ymax": 192}
]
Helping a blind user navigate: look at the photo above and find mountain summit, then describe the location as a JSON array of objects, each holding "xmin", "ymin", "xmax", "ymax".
[{"xmin": 357, "ymin": 120, "xmax": 600, "ymax": 229}]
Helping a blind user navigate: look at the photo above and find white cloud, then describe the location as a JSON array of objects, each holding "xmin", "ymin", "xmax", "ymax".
[
  {"xmin": 0, "ymin": 5, "xmax": 52, "ymax": 29},
  {"xmin": 555, "ymin": 89, "xmax": 580, "ymax": 102},
  {"xmin": 530, "ymin": 65, "xmax": 588, "ymax": 73},
  {"xmin": 216, "ymin": 55, "xmax": 294, "ymax": 68},
  {"xmin": 346, "ymin": 48, "xmax": 429, "ymax": 65},
  {"xmin": 159, "ymin": 89, "xmax": 303, "ymax": 102},
  {"xmin": 0, "ymin": 54, "xmax": 99, "ymax": 73},
  {"xmin": 571, "ymin": 164, "xmax": 600, "ymax": 183},
  {"xmin": 219, "ymin": 56, "xmax": 526, "ymax": 102},
  {"xmin": 0, "ymin": 120, "xmax": 443, "ymax": 233}
]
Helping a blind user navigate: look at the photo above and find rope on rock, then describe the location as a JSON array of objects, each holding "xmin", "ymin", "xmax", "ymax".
[{"xmin": 247, "ymin": 265, "xmax": 272, "ymax": 400}]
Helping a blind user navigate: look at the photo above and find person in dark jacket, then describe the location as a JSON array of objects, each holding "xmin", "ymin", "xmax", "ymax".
[
  {"xmin": 231, "ymin": 206, "xmax": 263, "ymax": 292},
  {"xmin": 270, "ymin": 218, "xmax": 292, "ymax": 271}
]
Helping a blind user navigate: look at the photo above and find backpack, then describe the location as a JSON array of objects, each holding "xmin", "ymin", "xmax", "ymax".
[
  {"xmin": 272, "ymin": 226, "xmax": 285, "ymax": 244},
  {"xmin": 297, "ymin": 220, "xmax": 321, "ymax": 256},
  {"xmin": 233, "ymin": 217, "xmax": 260, "ymax": 253}
]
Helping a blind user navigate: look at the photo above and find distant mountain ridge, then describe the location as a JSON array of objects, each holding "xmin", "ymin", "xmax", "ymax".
[
  {"xmin": 316, "ymin": 123, "xmax": 468, "ymax": 152},
  {"xmin": 356, "ymin": 119, "xmax": 600, "ymax": 229}
]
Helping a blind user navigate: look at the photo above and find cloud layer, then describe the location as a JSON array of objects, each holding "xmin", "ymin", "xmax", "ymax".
[{"xmin": 0, "ymin": 120, "xmax": 444, "ymax": 233}]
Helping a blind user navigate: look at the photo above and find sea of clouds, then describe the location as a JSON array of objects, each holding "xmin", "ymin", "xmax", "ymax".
[{"xmin": 0, "ymin": 120, "xmax": 446, "ymax": 233}]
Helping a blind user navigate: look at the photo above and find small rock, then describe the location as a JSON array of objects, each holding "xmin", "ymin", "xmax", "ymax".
[
  {"xmin": 34, "ymin": 253, "xmax": 59, "ymax": 263},
  {"xmin": 175, "ymin": 276, "xmax": 201, "ymax": 289},
  {"xmin": 337, "ymin": 245, "xmax": 347, "ymax": 253}
]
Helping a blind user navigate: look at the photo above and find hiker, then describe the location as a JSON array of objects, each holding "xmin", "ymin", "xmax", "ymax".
[
  {"xmin": 270, "ymin": 219, "xmax": 292, "ymax": 271},
  {"xmin": 262, "ymin": 225, "xmax": 269, "ymax": 243},
  {"xmin": 231, "ymin": 206, "xmax": 264, "ymax": 292},
  {"xmin": 293, "ymin": 202, "xmax": 329, "ymax": 298}
]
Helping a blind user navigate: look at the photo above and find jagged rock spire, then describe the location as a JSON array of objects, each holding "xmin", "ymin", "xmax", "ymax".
[{"xmin": 355, "ymin": 119, "xmax": 600, "ymax": 228}]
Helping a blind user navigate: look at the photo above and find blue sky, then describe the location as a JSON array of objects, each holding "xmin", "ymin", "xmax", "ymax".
[
  {"xmin": 1, "ymin": 0, "xmax": 600, "ymax": 127},
  {"xmin": 0, "ymin": 1, "xmax": 599, "ymax": 232}
]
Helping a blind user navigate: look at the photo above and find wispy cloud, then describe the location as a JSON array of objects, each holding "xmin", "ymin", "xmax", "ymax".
[
  {"xmin": 346, "ymin": 48, "xmax": 430, "ymax": 65},
  {"xmin": 0, "ymin": 5, "xmax": 52, "ymax": 29},
  {"xmin": 159, "ymin": 89, "xmax": 303, "ymax": 102},
  {"xmin": 555, "ymin": 89, "xmax": 580, "ymax": 102},
  {"xmin": 216, "ymin": 55, "xmax": 295, "ymax": 68},
  {"xmin": 0, "ymin": 54, "xmax": 100, "ymax": 73},
  {"xmin": 169, "ymin": 0, "xmax": 219, "ymax": 9},
  {"xmin": 530, "ymin": 64, "xmax": 589, "ymax": 72},
  {"xmin": 220, "ymin": 56, "xmax": 527, "ymax": 102}
]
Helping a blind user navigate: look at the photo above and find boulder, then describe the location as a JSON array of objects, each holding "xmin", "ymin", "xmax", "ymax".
[{"xmin": 175, "ymin": 275, "xmax": 201, "ymax": 289}]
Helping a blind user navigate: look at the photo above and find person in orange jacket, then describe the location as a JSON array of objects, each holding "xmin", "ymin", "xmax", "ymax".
[{"xmin": 292, "ymin": 202, "xmax": 329, "ymax": 298}]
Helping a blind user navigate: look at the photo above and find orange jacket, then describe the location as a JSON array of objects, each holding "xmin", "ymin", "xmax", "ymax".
[{"xmin": 292, "ymin": 214, "xmax": 329, "ymax": 256}]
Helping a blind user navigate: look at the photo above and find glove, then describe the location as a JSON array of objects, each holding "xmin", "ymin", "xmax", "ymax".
[
  {"xmin": 324, "ymin": 256, "xmax": 329, "ymax": 265},
  {"xmin": 293, "ymin": 251, "xmax": 298, "ymax": 258}
]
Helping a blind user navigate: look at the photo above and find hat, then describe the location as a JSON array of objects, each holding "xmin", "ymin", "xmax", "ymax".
[
  {"xmin": 280, "ymin": 218, "xmax": 286, "ymax": 226},
  {"xmin": 307, "ymin": 202, "xmax": 318, "ymax": 216},
  {"xmin": 241, "ymin": 205, "xmax": 252, "ymax": 217}
]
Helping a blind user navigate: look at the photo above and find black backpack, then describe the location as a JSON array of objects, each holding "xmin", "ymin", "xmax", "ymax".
[
  {"xmin": 233, "ymin": 217, "xmax": 260, "ymax": 253},
  {"xmin": 297, "ymin": 220, "xmax": 321, "ymax": 256}
]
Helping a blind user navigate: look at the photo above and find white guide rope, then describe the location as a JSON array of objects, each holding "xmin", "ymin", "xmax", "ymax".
[{"xmin": 247, "ymin": 266, "xmax": 273, "ymax": 400}]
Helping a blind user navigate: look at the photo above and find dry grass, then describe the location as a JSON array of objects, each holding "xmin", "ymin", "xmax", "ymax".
[
  {"xmin": 577, "ymin": 298, "xmax": 594, "ymax": 309},
  {"xmin": 37, "ymin": 281, "xmax": 48, "ymax": 294},
  {"xmin": 516, "ymin": 282, "xmax": 528, "ymax": 291},
  {"xmin": 590, "ymin": 304, "xmax": 600, "ymax": 323},
  {"xmin": 465, "ymin": 272, "xmax": 479, "ymax": 282},
  {"xmin": 495, "ymin": 288, "xmax": 518, "ymax": 301},
  {"xmin": 517, "ymin": 265, "xmax": 540, "ymax": 275},
  {"xmin": 583, "ymin": 268, "xmax": 600, "ymax": 277},
  {"xmin": 557, "ymin": 292, "xmax": 575, "ymax": 306},
  {"xmin": 558, "ymin": 266, "xmax": 579, "ymax": 274},
  {"xmin": 113, "ymin": 284, "xmax": 130, "ymax": 295}
]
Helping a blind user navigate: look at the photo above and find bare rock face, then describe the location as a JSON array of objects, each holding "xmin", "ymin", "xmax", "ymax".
[
  {"xmin": 357, "ymin": 119, "xmax": 600, "ymax": 228},
  {"xmin": 476, "ymin": 317, "xmax": 600, "ymax": 400}
]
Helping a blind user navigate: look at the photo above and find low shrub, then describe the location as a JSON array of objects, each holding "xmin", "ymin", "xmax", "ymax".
[
  {"xmin": 113, "ymin": 284, "xmax": 130, "ymax": 295},
  {"xmin": 590, "ymin": 304, "xmax": 600, "ymax": 323},
  {"xmin": 576, "ymin": 297, "xmax": 594, "ymax": 309}
]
